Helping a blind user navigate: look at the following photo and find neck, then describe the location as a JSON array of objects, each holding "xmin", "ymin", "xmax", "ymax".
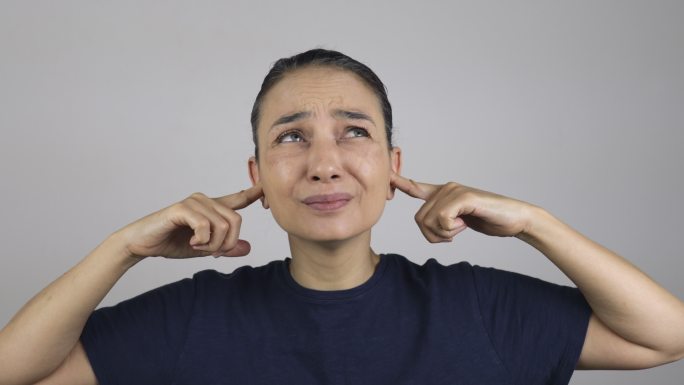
[{"xmin": 287, "ymin": 231, "xmax": 380, "ymax": 291}]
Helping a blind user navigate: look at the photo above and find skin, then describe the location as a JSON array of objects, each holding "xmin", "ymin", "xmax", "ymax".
[
  {"xmin": 248, "ymin": 66, "xmax": 401, "ymax": 290},
  {"xmin": 389, "ymin": 176, "xmax": 684, "ymax": 369},
  {"xmin": 1, "ymin": 65, "xmax": 684, "ymax": 384}
]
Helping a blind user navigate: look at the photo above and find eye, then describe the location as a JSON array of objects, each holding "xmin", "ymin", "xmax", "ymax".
[
  {"xmin": 344, "ymin": 126, "xmax": 370, "ymax": 138},
  {"xmin": 276, "ymin": 130, "xmax": 304, "ymax": 143}
]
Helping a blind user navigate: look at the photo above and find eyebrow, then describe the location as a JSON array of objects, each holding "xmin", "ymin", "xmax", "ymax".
[
  {"xmin": 270, "ymin": 111, "xmax": 311, "ymax": 128},
  {"xmin": 270, "ymin": 109, "xmax": 376, "ymax": 131}
]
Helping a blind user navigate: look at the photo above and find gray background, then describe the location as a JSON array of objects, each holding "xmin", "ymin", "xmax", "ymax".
[{"xmin": 1, "ymin": 0, "xmax": 682, "ymax": 383}]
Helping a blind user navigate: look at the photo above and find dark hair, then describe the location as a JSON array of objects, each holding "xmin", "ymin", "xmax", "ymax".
[{"xmin": 250, "ymin": 48, "xmax": 393, "ymax": 158}]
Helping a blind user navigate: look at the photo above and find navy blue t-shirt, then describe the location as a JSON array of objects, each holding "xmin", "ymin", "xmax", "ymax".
[{"xmin": 81, "ymin": 254, "xmax": 591, "ymax": 384}]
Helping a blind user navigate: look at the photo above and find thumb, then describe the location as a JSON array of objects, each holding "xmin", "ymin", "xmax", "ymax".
[{"xmin": 215, "ymin": 239, "xmax": 252, "ymax": 257}]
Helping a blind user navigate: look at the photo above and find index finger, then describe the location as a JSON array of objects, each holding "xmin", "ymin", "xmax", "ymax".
[
  {"xmin": 390, "ymin": 173, "xmax": 438, "ymax": 201},
  {"xmin": 216, "ymin": 184, "xmax": 264, "ymax": 210}
]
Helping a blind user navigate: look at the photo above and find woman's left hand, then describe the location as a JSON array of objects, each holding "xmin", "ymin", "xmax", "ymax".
[{"xmin": 390, "ymin": 173, "xmax": 537, "ymax": 243}]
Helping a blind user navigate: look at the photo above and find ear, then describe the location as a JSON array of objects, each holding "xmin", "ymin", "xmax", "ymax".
[
  {"xmin": 248, "ymin": 156, "xmax": 269, "ymax": 209},
  {"xmin": 387, "ymin": 147, "xmax": 402, "ymax": 200}
]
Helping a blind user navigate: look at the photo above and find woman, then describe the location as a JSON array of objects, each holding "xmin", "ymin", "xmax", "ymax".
[{"xmin": 1, "ymin": 49, "xmax": 683, "ymax": 384}]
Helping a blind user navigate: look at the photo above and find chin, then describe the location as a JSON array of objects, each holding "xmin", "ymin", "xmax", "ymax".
[
  {"xmin": 271, "ymin": 202, "xmax": 385, "ymax": 243},
  {"xmin": 284, "ymin": 221, "xmax": 374, "ymax": 244}
]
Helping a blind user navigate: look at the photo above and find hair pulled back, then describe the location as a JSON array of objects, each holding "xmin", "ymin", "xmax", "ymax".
[{"xmin": 250, "ymin": 48, "xmax": 393, "ymax": 158}]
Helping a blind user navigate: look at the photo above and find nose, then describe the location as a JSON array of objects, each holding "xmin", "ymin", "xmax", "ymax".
[{"xmin": 307, "ymin": 138, "xmax": 342, "ymax": 183}]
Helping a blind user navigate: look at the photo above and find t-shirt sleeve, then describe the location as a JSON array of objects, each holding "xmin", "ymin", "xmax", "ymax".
[
  {"xmin": 471, "ymin": 265, "xmax": 591, "ymax": 385},
  {"xmin": 80, "ymin": 274, "xmax": 197, "ymax": 385}
]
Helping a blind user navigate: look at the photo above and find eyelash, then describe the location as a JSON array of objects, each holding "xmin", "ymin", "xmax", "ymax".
[
  {"xmin": 347, "ymin": 126, "xmax": 370, "ymax": 138},
  {"xmin": 275, "ymin": 127, "xmax": 370, "ymax": 144},
  {"xmin": 276, "ymin": 129, "xmax": 304, "ymax": 143}
]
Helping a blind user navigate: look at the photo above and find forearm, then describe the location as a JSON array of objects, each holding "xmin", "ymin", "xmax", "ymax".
[
  {"xmin": 0, "ymin": 232, "xmax": 141, "ymax": 385},
  {"xmin": 517, "ymin": 206, "xmax": 684, "ymax": 357}
]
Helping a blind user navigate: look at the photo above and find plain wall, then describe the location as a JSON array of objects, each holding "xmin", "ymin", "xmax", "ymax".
[{"xmin": 1, "ymin": 1, "xmax": 682, "ymax": 383}]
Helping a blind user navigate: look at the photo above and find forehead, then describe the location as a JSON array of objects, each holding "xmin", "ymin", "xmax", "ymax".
[{"xmin": 259, "ymin": 67, "xmax": 382, "ymax": 130}]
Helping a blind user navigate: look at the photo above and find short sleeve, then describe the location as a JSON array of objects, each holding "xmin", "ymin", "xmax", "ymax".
[
  {"xmin": 80, "ymin": 275, "xmax": 197, "ymax": 385},
  {"xmin": 471, "ymin": 266, "xmax": 591, "ymax": 385}
]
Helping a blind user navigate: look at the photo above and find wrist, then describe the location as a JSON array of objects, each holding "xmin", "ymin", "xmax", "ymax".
[
  {"xmin": 91, "ymin": 231, "xmax": 145, "ymax": 271},
  {"xmin": 515, "ymin": 204, "xmax": 557, "ymax": 246}
]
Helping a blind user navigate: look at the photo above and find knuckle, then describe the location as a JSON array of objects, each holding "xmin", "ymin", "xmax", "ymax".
[
  {"xmin": 168, "ymin": 202, "xmax": 186, "ymax": 214},
  {"xmin": 189, "ymin": 192, "xmax": 207, "ymax": 201},
  {"xmin": 215, "ymin": 221, "xmax": 229, "ymax": 233},
  {"xmin": 197, "ymin": 219, "xmax": 211, "ymax": 230},
  {"xmin": 427, "ymin": 222, "xmax": 442, "ymax": 234},
  {"xmin": 461, "ymin": 189, "xmax": 477, "ymax": 199},
  {"xmin": 222, "ymin": 239, "xmax": 237, "ymax": 250},
  {"xmin": 221, "ymin": 211, "xmax": 240, "ymax": 227}
]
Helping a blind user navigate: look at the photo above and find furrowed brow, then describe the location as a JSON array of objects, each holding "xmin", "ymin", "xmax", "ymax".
[
  {"xmin": 332, "ymin": 109, "xmax": 376, "ymax": 126},
  {"xmin": 270, "ymin": 111, "xmax": 312, "ymax": 130}
]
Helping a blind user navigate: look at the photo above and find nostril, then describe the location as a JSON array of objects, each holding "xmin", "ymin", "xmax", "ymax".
[{"xmin": 311, "ymin": 174, "xmax": 339, "ymax": 182}]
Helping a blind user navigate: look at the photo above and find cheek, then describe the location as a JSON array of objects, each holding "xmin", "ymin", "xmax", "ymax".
[
  {"xmin": 346, "ymin": 145, "xmax": 390, "ymax": 194},
  {"xmin": 261, "ymin": 156, "xmax": 298, "ymax": 200}
]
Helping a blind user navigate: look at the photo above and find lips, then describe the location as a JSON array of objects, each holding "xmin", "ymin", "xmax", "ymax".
[{"xmin": 302, "ymin": 193, "xmax": 353, "ymax": 211}]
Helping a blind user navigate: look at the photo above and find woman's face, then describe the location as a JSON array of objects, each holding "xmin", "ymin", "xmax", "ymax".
[{"xmin": 249, "ymin": 66, "xmax": 401, "ymax": 243}]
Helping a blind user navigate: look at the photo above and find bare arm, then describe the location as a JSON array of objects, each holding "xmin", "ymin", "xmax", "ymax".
[
  {"xmin": 33, "ymin": 342, "xmax": 97, "ymax": 385},
  {"xmin": 517, "ymin": 207, "xmax": 684, "ymax": 369},
  {"xmin": 0, "ymin": 234, "xmax": 136, "ymax": 385},
  {"xmin": 391, "ymin": 173, "xmax": 684, "ymax": 369},
  {"xmin": 0, "ymin": 186, "xmax": 263, "ymax": 385}
]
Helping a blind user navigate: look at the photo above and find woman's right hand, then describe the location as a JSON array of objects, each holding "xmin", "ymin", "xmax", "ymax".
[{"xmin": 115, "ymin": 185, "xmax": 264, "ymax": 260}]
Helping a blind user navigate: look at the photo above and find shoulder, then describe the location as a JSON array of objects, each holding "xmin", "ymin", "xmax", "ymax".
[
  {"xmin": 382, "ymin": 253, "xmax": 480, "ymax": 303},
  {"xmin": 192, "ymin": 258, "xmax": 284, "ymax": 283},
  {"xmin": 386, "ymin": 253, "xmax": 474, "ymax": 273},
  {"xmin": 385, "ymin": 253, "xmax": 477, "ymax": 284},
  {"xmin": 389, "ymin": 253, "xmax": 574, "ymax": 293},
  {"xmin": 188, "ymin": 259, "xmax": 286, "ymax": 298},
  {"xmin": 384, "ymin": 253, "xmax": 584, "ymax": 304}
]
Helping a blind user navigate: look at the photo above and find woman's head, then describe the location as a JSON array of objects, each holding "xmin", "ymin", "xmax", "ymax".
[
  {"xmin": 251, "ymin": 48, "xmax": 393, "ymax": 158},
  {"xmin": 248, "ymin": 49, "xmax": 401, "ymax": 243}
]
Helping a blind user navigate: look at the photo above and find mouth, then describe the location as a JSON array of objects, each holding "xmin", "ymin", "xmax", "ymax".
[{"xmin": 302, "ymin": 193, "xmax": 353, "ymax": 211}]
